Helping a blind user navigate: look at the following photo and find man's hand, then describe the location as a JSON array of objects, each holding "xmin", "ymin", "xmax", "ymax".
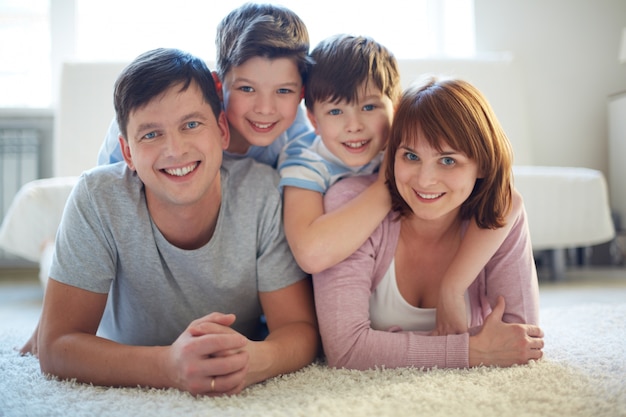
[
  {"xmin": 20, "ymin": 323, "xmax": 40, "ymax": 357},
  {"xmin": 164, "ymin": 312, "xmax": 250, "ymax": 396}
]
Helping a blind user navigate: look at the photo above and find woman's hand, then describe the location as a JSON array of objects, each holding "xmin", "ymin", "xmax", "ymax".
[{"xmin": 469, "ymin": 296, "xmax": 543, "ymax": 367}]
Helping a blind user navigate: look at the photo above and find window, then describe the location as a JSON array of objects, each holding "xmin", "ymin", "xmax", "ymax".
[
  {"xmin": 0, "ymin": 0, "xmax": 50, "ymax": 108},
  {"xmin": 0, "ymin": 0, "xmax": 474, "ymax": 108}
]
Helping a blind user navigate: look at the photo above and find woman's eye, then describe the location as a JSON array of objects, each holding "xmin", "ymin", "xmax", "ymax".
[
  {"xmin": 441, "ymin": 157, "xmax": 456, "ymax": 166},
  {"xmin": 404, "ymin": 151, "xmax": 418, "ymax": 161}
]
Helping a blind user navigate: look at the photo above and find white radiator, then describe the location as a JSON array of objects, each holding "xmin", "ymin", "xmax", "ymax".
[{"xmin": 0, "ymin": 128, "xmax": 39, "ymax": 262}]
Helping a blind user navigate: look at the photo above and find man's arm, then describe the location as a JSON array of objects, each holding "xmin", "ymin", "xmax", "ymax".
[
  {"xmin": 243, "ymin": 278, "xmax": 319, "ymax": 386},
  {"xmin": 37, "ymin": 278, "xmax": 249, "ymax": 396}
]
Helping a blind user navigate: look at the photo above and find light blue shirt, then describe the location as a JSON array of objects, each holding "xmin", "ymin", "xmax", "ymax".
[{"xmin": 277, "ymin": 134, "xmax": 383, "ymax": 194}]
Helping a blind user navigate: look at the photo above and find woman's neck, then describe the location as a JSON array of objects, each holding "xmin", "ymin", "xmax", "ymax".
[{"xmin": 400, "ymin": 211, "xmax": 462, "ymax": 245}]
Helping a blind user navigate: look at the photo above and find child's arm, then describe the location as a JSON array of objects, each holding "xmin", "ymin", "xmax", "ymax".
[
  {"xmin": 434, "ymin": 188, "xmax": 524, "ymax": 335},
  {"xmin": 283, "ymin": 177, "xmax": 390, "ymax": 275}
]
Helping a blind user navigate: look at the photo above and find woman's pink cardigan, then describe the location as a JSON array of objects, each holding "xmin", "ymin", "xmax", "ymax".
[{"xmin": 312, "ymin": 175, "xmax": 540, "ymax": 370}]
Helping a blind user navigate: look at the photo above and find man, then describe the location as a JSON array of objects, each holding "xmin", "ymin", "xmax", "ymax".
[{"xmin": 21, "ymin": 48, "xmax": 318, "ymax": 396}]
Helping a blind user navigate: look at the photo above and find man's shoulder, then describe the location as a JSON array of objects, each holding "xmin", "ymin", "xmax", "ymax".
[
  {"xmin": 74, "ymin": 162, "xmax": 140, "ymax": 203},
  {"xmin": 223, "ymin": 156, "xmax": 279, "ymax": 184}
]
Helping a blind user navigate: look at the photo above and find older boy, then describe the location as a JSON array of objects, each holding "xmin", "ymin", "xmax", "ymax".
[
  {"xmin": 22, "ymin": 48, "xmax": 318, "ymax": 396},
  {"xmin": 97, "ymin": 2, "xmax": 314, "ymax": 168}
]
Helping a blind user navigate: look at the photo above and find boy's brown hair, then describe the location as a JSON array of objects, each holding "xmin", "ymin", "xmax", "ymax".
[
  {"xmin": 215, "ymin": 2, "xmax": 312, "ymax": 82},
  {"xmin": 304, "ymin": 34, "xmax": 401, "ymax": 109}
]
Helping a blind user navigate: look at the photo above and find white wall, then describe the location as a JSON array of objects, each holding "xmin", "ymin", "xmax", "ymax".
[{"xmin": 475, "ymin": 0, "xmax": 626, "ymax": 177}]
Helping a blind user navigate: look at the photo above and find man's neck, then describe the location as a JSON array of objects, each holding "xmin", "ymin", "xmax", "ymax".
[{"xmin": 145, "ymin": 182, "xmax": 222, "ymax": 250}]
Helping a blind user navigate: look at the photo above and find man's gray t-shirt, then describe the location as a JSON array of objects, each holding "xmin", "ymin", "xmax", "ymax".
[{"xmin": 50, "ymin": 157, "xmax": 305, "ymax": 345}]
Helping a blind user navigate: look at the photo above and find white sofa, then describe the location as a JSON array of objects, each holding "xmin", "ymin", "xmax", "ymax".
[{"xmin": 0, "ymin": 58, "xmax": 615, "ymax": 283}]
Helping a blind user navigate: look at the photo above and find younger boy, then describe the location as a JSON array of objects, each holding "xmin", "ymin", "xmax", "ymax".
[
  {"xmin": 97, "ymin": 2, "xmax": 315, "ymax": 168},
  {"xmin": 277, "ymin": 34, "xmax": 523, "ymax": 334}
]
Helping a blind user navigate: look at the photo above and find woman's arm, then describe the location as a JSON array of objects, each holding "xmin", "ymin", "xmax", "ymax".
[{"xmin": 313, "ymin": 232, "xmax": 543, "ymax": 370}]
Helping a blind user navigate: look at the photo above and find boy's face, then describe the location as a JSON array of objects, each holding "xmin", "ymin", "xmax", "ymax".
[
  {"xmin": 308, "ymin": 80, "xmax": 394, "ymax": 168},
  {"xmin": 120, "ymin": 81, "xmax": 229, "ymax": 212},
  {"xmin": 221, "ymin": 56, "xmax": 303, "ymax": 154}
]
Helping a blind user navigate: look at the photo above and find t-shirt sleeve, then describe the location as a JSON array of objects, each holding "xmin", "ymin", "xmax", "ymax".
[{"xmin": 50, "ymin": 173, "xmax": 116, "ymax": 293}]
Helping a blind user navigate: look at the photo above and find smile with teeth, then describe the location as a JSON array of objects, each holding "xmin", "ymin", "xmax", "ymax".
[
  {"xmin": 417, "ymin": 192, "xmax": 444, "ymax": 200},
  {"xmin": 251, "ymin": 121, "xmax": 275, "ymax": 129},
  {"xmin": 343, "ymin": 140, "xmax": 369, "ymax": 149},
  {"xmin": 163, "ymin": 162, "xmax": 198, "ymax": 177}
]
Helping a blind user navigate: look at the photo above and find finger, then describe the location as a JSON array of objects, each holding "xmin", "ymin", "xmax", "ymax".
[
  {"xmin": 526, "ymin": 325, "xmax": 544, "ymax": 338},
  {"xmin": 189, "ymin": 316, "xmax": 238, "ymax": 337},
  {"xmin": 190, "ymin": 313, "xmax": 236, "ymax": 331},
  {"xmin": 203, "ymin": 352, "xmax": 250, "ymax": 396},
  {"xmin": 191, "ymin": 333, "xmax": 248, "ymax": 358},
  {"xmin": 486, "ymin": 295, "xmax": 505, "ymax": 323}
]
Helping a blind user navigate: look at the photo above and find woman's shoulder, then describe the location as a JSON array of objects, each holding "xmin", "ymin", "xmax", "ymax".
[{"xmin": 323, "ymin": 174, "xmax": 377, "ymax": 213}]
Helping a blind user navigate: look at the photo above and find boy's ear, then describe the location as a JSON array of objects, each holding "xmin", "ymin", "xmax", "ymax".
[
  {"xmin": 212, "ymin": 71, "xmax": 223, "ymax": 101},
  {"xmin": 306, "ymin": 108, "xmax": 319, "ymax": 133}
]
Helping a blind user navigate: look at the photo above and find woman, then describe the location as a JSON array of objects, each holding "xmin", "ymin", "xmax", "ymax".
[{"xmin": 312, "ymin": 76, "xmax": 544, "ymax": 370}]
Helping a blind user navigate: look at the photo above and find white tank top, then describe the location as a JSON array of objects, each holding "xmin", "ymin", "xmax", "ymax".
[{"xmin": 369, "ymin": 258, "xmax": 470, "ymax": 332}]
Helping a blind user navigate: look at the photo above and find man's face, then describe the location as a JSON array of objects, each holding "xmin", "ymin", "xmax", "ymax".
[
  {"xmin": 120, "ymin": 80, "xmax": 229, "ymax": 212},
  {"xmin": 221, "ymin": 56, "xmax": 303, "ymax": 154}
]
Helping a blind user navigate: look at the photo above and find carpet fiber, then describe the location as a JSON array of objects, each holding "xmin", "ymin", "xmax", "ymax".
[{"xmin": 1, "ymin": 302, "xmax": 625, "ymax": 417}]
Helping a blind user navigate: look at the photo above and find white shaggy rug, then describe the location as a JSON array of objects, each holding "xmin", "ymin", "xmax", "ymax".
[{"xmin": 1, "ymin": 303, "xmax": 625, "ymax": 417}]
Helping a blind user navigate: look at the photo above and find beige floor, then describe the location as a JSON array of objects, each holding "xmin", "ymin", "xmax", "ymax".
[{"xmin": 1, "ymin": 265, "xmax": 626, "ymax": 313}]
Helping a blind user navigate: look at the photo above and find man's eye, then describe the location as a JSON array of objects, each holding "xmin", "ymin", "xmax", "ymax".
[
  {"xmin": 186, "ymin": 121, "xmax": 199, "ymax": 129},
  {"xmin": 143, "ymin": 131, "xmax": 157, "ymax": 140}
]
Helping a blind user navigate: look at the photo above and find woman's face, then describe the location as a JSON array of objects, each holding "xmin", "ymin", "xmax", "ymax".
[{"xmin": 394, "ymin": 130, "xmax": 480, "ymax": 222}]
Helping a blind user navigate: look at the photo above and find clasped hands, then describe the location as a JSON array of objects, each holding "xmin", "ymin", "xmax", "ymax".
[{"xmin": 166, "ymin": 312, "xmax": 252, "ymax": 396}]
